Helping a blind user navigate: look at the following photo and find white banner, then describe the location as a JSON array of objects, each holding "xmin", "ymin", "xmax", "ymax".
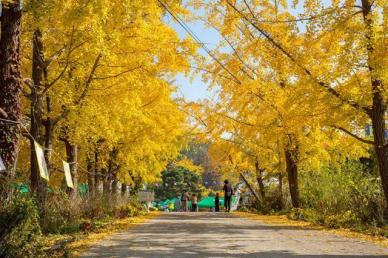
[
  {"xmin": 34, "ymin": 141, "xmax": 49, "ymax": 181},
  {"xmin": 231, "ymin": 189, "xmax": 241, "ymax": 211},
  {"xmin": 0, "ymin": 156, "xmax": 6, "ymax": 172},
  {"xmin": 63, "ymin": 161, "xmax": 74, "ymax": 189}
]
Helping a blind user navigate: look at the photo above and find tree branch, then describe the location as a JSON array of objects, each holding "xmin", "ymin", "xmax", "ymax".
[
  {"xmin": 92, "ymin": 65, "xmax": 142, "ymax": 80},
  {"xmin": 225, "ymin": 0, "xmax": 371, "ymax": 114},
  {"xmin": 332, "ymin": 125, "xmax": 374, "ymax": 145},
  {"xmin": 75, "ymin": 53, "xmax": 102, "ymax": 106},
  {"xmin": 52, "ymin": 54, "xmax": 102, "ymax": 126}
]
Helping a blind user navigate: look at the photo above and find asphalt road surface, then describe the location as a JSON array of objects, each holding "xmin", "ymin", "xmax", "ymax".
[{"xmin": 81, "ymin": 212, "xmax": 388, "ymax": 257}]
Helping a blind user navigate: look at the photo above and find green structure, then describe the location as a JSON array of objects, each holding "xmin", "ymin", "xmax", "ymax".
[
  {"xmin": 155, "ymin": 196, "xmax": 238, "ymax": 211},
  {"xmin": 197, "ymin": 196, "xmax": 224, "ymax": 209}
]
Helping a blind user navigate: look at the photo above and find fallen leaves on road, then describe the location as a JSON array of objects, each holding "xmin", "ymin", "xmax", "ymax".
[
  {"xmin": 67, "ymin": 212, "xmax": 160, "ymax": 257},
  {"xmin": 235, "ymin": 212, "xmax": 388, "ymax": 248}
]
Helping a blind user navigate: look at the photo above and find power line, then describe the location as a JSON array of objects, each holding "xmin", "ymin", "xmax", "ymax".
[{"xmin": 157, "ymin": 0, "xmax": 242, "ymax": 85}]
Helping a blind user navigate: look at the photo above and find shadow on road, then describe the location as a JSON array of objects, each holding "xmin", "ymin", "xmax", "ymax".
[{"xmin": 82, "ymin": 213, "xmax": 387, "ymax": 258}]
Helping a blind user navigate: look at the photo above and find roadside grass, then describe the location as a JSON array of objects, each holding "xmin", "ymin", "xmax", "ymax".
[
  {"xmin": 43, "ymin": 212, "xmax": 160, "ymax": 257},
  {"xmin": 234, "ymin": 211, "xmax": 388, "ymax": 248}
]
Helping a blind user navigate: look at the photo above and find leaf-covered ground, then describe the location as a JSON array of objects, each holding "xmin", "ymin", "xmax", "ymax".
[
  {"xmin": 43, "ymin": 212, "xmax": 159, "ymax": 257},
  {"xmin": 235, "ymin": 212, "xmax": 388, "ymax": 249}
]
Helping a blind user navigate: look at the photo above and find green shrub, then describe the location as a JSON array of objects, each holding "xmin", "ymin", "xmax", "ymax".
[
  {"xmin": 80, "ymin": 194, "xmax": 113, "ymax": 219},
  {"xmin": 299, "ymin": 161, "xmax": 386, "ymax": 228},
  {"xmin": 41, "ymin": 191, "xmax": 81, "ymax": 234},
  {"xmin": 0, "ymin": 195, "xmax": 43, "ymax": 258},
  {"xmin": 148, "ymin": 206, "xmax": 158, "ymax": 211},
  {"xmin": 114, "ymin": 204, "xmax": 138, "ymax": 218},
  {"xmin": 288, "ymin": 208, "xmax": 325, "ymax": 224},
  {"xmin": 81, "ymin": 194, "xmax": 146, "ymax": 220}
]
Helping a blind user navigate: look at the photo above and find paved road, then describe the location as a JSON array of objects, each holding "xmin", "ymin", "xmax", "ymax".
[{"xmin": 81, "ymin": 212, "xmax": 388, "ymax": 257}]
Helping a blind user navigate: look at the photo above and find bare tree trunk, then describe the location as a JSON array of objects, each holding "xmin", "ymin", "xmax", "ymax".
[
  {"xmin": 285, "ymin": 145, "xmax": 300, "ymax": 208},
  {"xmin": 102, "ymin": 169, "xmax": 111, "ymax": 195},
  {"xmin": 240, "ymin": 172, "xmax": 263, "ymax": 204},
  {"xmin": 94, "ymin": 150, "xmax": 100, "ymax": 194},
  {"xmin": 64, "ymin": 139, "xmax": 78, "ymax": 199},
  {"xmin": 29, "ymin": 29, "xmax": 48, "ymax": 211},
  {"xmin": 44, "ymin": 96, "xmax": 53, "ymax": 167},
  {"xmin": 361, "ymin": 0, "xmax": 388, "ymax": 206},
  {"xmin": 278, "ymin": 172, "xmax": 283, "ymax": 209},
  {"xmin": 86, "ymin": 153, "xmax": 94, "ymax": 197},
  {"xmin": 121, "ymin": 183, "xmax": 127, "ymax": 196},
  {"xmin": 254, "ymin": 161, "xmax": 266, "ymax": 199},
  {"xmin": 36, "ymin": 95, "xmax": 54, "ymax": 209},
  {"xmin": 111, "ymin": 174, "xmax": 118, "ymax": 196},
  {"xmin": 0, "ymin": 0, "xmax": 22, "ymax": 202}
]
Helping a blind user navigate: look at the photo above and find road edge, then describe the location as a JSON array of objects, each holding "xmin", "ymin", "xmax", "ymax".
[
  {"xmin": 234, "ymin": 211, "xmax": 388, "ymax": 249},
  {"xmin": 67, "ymin": 211, "xmax": 160, "ymax": 257}
]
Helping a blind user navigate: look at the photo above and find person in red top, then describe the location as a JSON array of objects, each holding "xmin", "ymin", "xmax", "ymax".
[{"xmin": 223, "ymin": 179, "xmax": 233, "ymax": 212}]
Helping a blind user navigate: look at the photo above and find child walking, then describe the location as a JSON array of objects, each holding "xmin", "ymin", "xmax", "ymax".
[{"xmin": 215, "ymin": 192, "xmax": 220, "ymax": 212}]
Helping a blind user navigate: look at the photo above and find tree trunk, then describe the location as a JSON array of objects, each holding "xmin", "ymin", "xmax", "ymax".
[
  {"xmin": 361, "ymin": 0, "xmax": 388, "ymax": 206},
  {"xmin": 240, "ymin": 172, "xmax": 263, "ymax": 204},
  {"xmin": 86, "ymin": 153, "xmax": 94, "ymax": 197},
  {"xmin": 371, "ymin": 104, "xmax": 388, "ymax": 205},
  {"xmin": 94, "ymin": 150, "xmax": 100, "ymax": 194},
  {"xmin": 285, "ymin": 146, "xmax": 300, "ymax": 208},
  {"xmin": 29, "ymin": 29, "xmax": 48, "ymax": 210},
  {"xmin": 0, "ymin": 0, "xmax": 22, "ymax": 202},
  {"xmin": 44, "ymin": 96, "xmax": 53, "ymax": 166},
  {"xmin": 254, "ymin": 161, "xmax": 266, "ymax": 199},
  {"xmin": 121, "ymin": 183, "xmax": 127, "ymax": 196},
  {"xmin": 111, "ymin": 174, "xmax": 118, "ymax": 196},
  {"xmin": 64, "ymin": 140, "xmax": 78, "ymax": 199},
  {"xmin": 102, "ymin": 169, "xmax": 111, "ymax": 195},
  {"xmin": 278, "ymin": 172, "xmax": 283, "ymax": 209}
]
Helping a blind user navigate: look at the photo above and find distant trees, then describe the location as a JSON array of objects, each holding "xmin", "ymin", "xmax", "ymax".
[{"xmin": 154, "ymin": 165, "xmax": 203, "ymax": 200}]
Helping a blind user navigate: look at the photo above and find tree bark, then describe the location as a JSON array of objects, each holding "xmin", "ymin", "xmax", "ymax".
[
  {"xmin": 361, "ymin": 0, "xmax": 388, "ymax": 206},
  {"xmin": 254, "ymin": 161, "xmax": 266, "ymax": 199},
  {"xmin": 44, "ymin": 96, "xmax": 53, "ymax": 167},
  {"xmin": 240, "ymin": 172, "xmax": 263, "ymax": 204},
  {"xmin": 64, "ymin": 139, "xmax": 78, "ymax": 199},
  {"xmin": 102, "ymin": 168, "xmax": 111, "ymax": 196},
  {"xmin": 121, "ymin": 183, "xmax": 127, "ymax": 196},
  {"xmin": 86, "ymin": 153, "xmax": 94, "ymax": 197},
  {"xmin": 278, "ymin": 172, "xmax": 284, "ymax": 210},
  {"xmin": 0, "ymin": 0, "xmax": 22, "ymax": 202},
  {"xmin": 29, "ymin": 29, "xmax": 48, "ymax": 210},
  {"xmin": 94, "ymin": 150, "xmax": 100, "ymax": 194},
  {"xmin": 285, "ymin": 145, "xmax": 300, "ymax": 208},
  {"xmin": 111, "ymin": 174, "xmax": 118, "ymax": 196}
]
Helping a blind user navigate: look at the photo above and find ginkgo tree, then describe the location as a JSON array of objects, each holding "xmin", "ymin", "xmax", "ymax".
[
  {"xmin": 0, "ymin": 0, "xmax": 197, "ymax": 209},
  {"xmin": 186, "ymin": 0, "xmax": 383, "ymax": 206},
  {"xmin": 211, "ymin": 0, "xmax": 387, "ymax": 202}
]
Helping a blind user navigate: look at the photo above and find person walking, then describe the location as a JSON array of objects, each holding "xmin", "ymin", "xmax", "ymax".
[
  {"xmin": 223, "ymin": 180, "xmax": 233, "ymax": 212},
  {"xmin": 175, "ymin": 197, "xmax": 181, "ymax": 211},
  {"xmin": 191, "ymin": 193, "xmax": 198, "ymax": 212},
  {"xmin": 181, "ymin": 190, "xmax": 189, "ymax": 212},
  {"xmin": 214, "ymin": 192, "xmax": 220, "ymax": 212}
]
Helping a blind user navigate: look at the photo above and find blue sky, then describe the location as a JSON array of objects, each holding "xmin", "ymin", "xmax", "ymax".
[
  {"xmin": 166, "ymin": 14, "xmax": 220, "ymax": 102},
  {"xmin": 166, "ymin": 0, "xmax": 314, "ymax": 102}
]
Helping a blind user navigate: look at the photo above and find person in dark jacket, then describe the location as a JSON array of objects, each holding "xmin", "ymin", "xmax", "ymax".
[
  {"xmin": 214, "ymin": 192, "xmax": 220, "ymax": 212},
  {"xmin": 223, "ymin": 180, "xmax": 233, "ymax": 212},
  {"xmin": 191, "ymin": 193, "xmax": 198, "ymax": 212}
]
